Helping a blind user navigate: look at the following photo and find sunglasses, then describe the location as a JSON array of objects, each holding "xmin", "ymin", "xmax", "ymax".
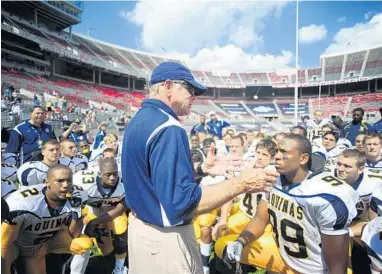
[{"xmin": 170, "ymin": 80, "xmax": 196, "ymax": 96}]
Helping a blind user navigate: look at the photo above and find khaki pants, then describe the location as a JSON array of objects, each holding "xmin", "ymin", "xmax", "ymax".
[{"xmin": 128, "ymin": 213, "xmax": 203, "ymax": 274}]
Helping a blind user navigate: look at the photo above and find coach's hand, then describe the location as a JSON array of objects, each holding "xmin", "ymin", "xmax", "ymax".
[
  {"xmin": 239, "ymin": 160, "xmax": 278, "ymax": 193},
  {"xmin": 203, "ymin": 147, "xmax": 243, "ymax": 176}
]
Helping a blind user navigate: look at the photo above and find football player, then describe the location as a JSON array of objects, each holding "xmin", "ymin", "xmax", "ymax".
[
  {"xmin": 1, "ymin": 179, "xmax": 16, "ymax": 198},
  {"xmin": 354, "ymin": 134, "xmax": 367, "ymax": 153},
  {"xmin": 223, "ymin": 134, "xmax": 359, "ymax": 273},
  {"xmin": 364, "ymin": 133, "xmax": 382, "ymax": 168},
  {"xmin": 1, "ymin": 165, "xmax": 91, "ymax": 274},
  {"xmin": 70, "ymin": 158, "xmax": 128, "ymax": 274},
  {"xmin": 321, "ymin": 132, "xmax": 347, "ymax": 167},
  {"xmin": 1, "ymin": 161, "xmax": 17, "ymax": 183},
  {"xmin": 334, "ymin": 149, "xmax": 382, "ymax": 222},
  {"xmin": 59, "ymin": 139, "xmax": 88, "ymax": 173},
  {"xmin": 212, "ymin": 139, "xmax": 277, "ymax": 239},
  {"xmin": 17, "ymin": 140, "xmax": 60, "ymax": 186},
  {"xmin": 89, "ymin": 134, "xmax": 121, "ymax": 168},
  {"xmin": 351, "ymin": 188, "xmax": 382, "ymax": 273}
]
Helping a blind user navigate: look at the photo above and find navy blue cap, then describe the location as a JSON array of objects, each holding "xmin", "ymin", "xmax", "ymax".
[{"xmin": 149, "ymin": 62, "xmax": 207, "ymax": 96}]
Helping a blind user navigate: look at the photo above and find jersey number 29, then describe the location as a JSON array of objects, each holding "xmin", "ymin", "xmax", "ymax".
[{"xmin": 269, "ymin": 209, "xmax": 308, "ymax": 259}]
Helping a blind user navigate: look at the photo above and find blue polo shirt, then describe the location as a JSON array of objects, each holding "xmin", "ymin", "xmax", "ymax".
[
  {"xmin": 121, "ymin": 99, "xmax": 202, "ymax": 227},
  {"xmin": 190, "ymin": 123, "xmax": 212, "ymax": 136},
  {"xmin": 6, "ymin": 121, "xmax": 56, "ymax": 163},
  {"xmin": 374, "ymin": 120, "xmax": 382, "ymax": 135},
  {"xmin": 340, "ymin": 120, "xmax": 373, "ymax": 145},
  {"xmin": 207, "ymin": 119, "xmax": 230, "ymax": 139}
]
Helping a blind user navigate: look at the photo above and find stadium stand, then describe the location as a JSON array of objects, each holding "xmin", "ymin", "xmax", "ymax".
[
  {"xmin": 323, "ymin": 55, "xmax": 344, "ymax": 82},
  {"xmin": 363, "ymin": 46, "xmax": 382, "ymax": 77}
]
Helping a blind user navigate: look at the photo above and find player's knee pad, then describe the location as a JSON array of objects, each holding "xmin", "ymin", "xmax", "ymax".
[
  {"xmin": 113, "ymin": 231, "xmax": 128, "ymax": 255},
  {"xmin": 111, "ymin": 212, "xmax": 128, "ymax": 235},
  {"xmin": 195, "ymin": 209, "xmax": 218, "ymax": 227},
  {"xmin": 193, "ymin": 221, "xmax": 201, "ymax": 241},
  {"xmin": 70, "ymin": 234, "xmax": 94, "ymax": 255}
]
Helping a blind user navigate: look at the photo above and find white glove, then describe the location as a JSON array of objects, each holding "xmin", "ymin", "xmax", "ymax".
[{"xmin": 226, "ymin": 241, "xmax": 243, "ymax": 262}]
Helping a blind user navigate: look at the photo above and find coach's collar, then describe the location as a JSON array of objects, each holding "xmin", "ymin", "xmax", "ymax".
[{"xmin": 142, "ymin": 99, "xmax": 178, "ymax": 120}]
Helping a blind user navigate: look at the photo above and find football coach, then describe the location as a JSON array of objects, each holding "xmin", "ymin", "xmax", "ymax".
[{"xmin": 121, "ymin": 62, "xmax": 278, "ymax": 274}]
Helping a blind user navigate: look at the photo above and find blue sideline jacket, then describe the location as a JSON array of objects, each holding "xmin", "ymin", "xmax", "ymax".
[
  {"xmin": 6, "ymin": 121, "xmax": 56, "ymax": 164},
  {"xmin": 340, "ymin": 121, "xmax": 373, "ymax": 146},
  {"xmin": 121, "ymin": 99, "xmax": 202, "ymax": 227}
]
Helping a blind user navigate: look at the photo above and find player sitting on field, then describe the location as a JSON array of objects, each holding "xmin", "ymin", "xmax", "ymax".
[
  {"xmin": 59, "ymin": 139, "xmax": 89, "ymax": 173},
  {"xmin": 17, "ymin": 140, "xmax": 61, "ymax": 186},
  {"xmin": 212, "ymin": 139, "xmax": 277, "ymax": 239},
  {"xmin": 364, "ymin": 133, "xmax": 382, "ymax": 168},
  {"xmin": 70, "ymin": 158, "xmax": 128, "ymax": 274},
  {"xmin": 222, "ymin": 134, "xmax": 359, "ymax": 273},
  {"xmin": 1, "ymin": 165, "xmax": 91, "ymax": 274}
]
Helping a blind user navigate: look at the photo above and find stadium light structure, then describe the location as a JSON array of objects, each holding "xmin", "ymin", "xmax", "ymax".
[{"xmin": 294, "ymin": 0, "xmax": 299, "ymax": 125}]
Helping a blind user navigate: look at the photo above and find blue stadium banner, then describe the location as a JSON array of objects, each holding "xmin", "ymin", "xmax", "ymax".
[
  {"xmin": 278, "ymin": 103, "xmax": 309, "ymax": 115},
  {"xmin": 246, "ymin": 103, "xmax": 278, "ymax": 115},
  {"xmin": 216, "ymin": 103, "xmax": 249, "ymax": 115}
]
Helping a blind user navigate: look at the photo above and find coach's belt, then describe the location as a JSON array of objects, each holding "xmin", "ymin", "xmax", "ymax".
[{"xmin": 132, "ymin": 211, "xmax": 192, "ymax": 227}]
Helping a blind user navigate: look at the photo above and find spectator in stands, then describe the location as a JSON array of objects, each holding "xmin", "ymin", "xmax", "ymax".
[
  {"xmin": 60, "ymin": 120, "xmax": 94, "ymax": 145},
  {"xmin": 6, "ymin": 106, "xmax": 56, "ymax": 164},
  {"xmin": 46, "ymin": 100, "xmax": 52, "ymax": 112},
  {"xmin": 341, "ymin": 108, "xmax": 374, "ymax": 145},
  {"xmin": 11, "ymin": 101, "xmax": 22, "ymax": 116},
  {"xmin": 190, "ymin": 114, "xmax": 212, "ymax": 136},
  {"xmin": 33, "ymin": 94, "xmax": 40, "ymax": 107},
  {"xmin": 306, "ymin": 110, "xmax": 331, "ymax": 129},
  {"xmin": 1, "ymin": 96, "xmax": 10, "ymax": 110},
  {"xmin": 92, "ymin": 122, "xmax": 107, "ymax": 150},
  {"xmin": 4, "ymin": 86, "xmax": 12, "ymax": 98},
  {"xmin": 373, "ymin": 107, "xmax": 382, "ymax": 135},
  {"xmin": 207, "ymin": 112, "xmax": 230, "ymax": 139}
]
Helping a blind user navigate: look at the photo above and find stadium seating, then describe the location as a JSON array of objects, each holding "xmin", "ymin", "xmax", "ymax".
[
  {"xmin": 344, "ymin": 51, "xmax": 366, "ymax": 78},
  {"xmin": 311, "ymin": 96, "xmax": 348, "ymax": 117},
  {"xmin": 323, "ymin": 55, "xmax": 344, "ymax": 82},
  {"xmin": 363, "ymin": 47, "xmax": 382, "ymax": 77},
  {"xmin": 348, "ymin": 93, "xmax": 382, "ymax": 116}
]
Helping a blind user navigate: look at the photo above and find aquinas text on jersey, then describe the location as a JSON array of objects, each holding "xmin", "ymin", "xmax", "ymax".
[
  {"xmin": 269, "ymin": 193, "xmax": 303, "ymax": 220},
  {"xmin": 24, "ymin": 215, "xmax": 71, "ymax": 232}
]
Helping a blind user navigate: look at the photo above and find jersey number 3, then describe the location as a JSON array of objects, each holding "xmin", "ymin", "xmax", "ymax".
[{"xmin": 269, "ymin": 209, "xmax": 308, "ymax": 259}]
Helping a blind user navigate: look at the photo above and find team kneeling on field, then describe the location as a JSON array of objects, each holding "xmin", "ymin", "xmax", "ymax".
[{"xmin": 1, "ymin": 127, "xmax": 382, "ymax": 274}]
